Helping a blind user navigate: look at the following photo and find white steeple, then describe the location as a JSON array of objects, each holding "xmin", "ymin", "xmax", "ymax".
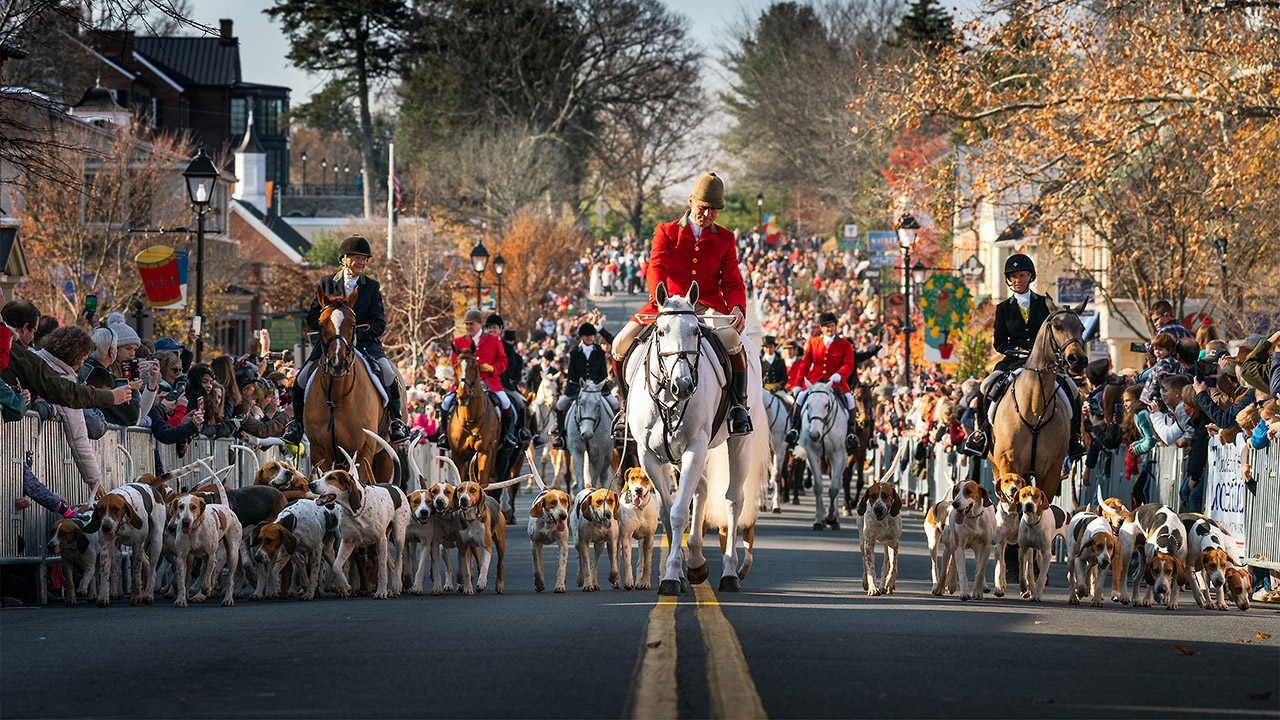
[{"xmin": 233, "ymin": 108, "xmax": 268, "ymax": 213}]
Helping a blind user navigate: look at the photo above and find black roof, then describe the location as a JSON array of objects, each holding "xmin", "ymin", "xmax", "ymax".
[
  {"xmin": 232, "ymin": 199, "xmax": 312, "ymax": 258},
  {"xmin": 134, "ymin": 35, "xmax": 240, "ymax": 87}
]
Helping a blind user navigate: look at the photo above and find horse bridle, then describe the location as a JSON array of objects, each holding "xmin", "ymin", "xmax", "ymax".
[
  {"xmin": 802, "ymin": 385, "xmax": 841, "ymax": 438},
  {"xmin": 1037, "ymin": 309, "xmax": 1087, "ymax": 374},
  {"xmin": 573, "ymin": 386, "xmax": 604, "ymax": 435},
  {"xmin": 646, "ymin": 309, "xmax": 703, "ymax": 402},
  {"xmin": 320, "ymin": 309, "xmax": 354, "ymax": 378}
]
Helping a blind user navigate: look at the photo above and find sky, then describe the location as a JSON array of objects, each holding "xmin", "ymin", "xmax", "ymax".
[{"xmin": 183, "ymin": 0, "xmax": 982, "ymax": 104}]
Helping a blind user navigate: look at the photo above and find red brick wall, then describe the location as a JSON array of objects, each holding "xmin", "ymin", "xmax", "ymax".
[{"xmin": 230, "ymin": 211, "xmax": 294, "ymax": 265}]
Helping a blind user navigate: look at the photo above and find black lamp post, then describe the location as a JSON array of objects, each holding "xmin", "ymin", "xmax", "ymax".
[
  {"xmin": 300, "ymin": 150, "xmax": 308, "ymax": 193},
  {"xmin": 756, "ymin": 192, "xmax": 764, "ymax": 232},
  {"xmin": 182, "ymin": 146, "xmax": 220, "ymax": 362},
  {"xmin": 895, "ymin": 213, "xmax": 920, "ymax": 383},
  {"xmin": 320, "ymin": 157, "xmax": 328, "ymax": 194},
  {"xmin": 492, "ymin": 253, "xmax": 506, "ymax": 315},
  {"xmin": 333, "ymin": 164, "xmax": 339, "ymax": 194},
  {"xmin": 344, "ymin": 163, "xmax": 350, "ymax": 193},
  {"xmin": 1209, "ymin": 204, "xmax": 1231, "ymax": 312},
  {"xmin": 470, "ymin": 241, "xmax": 489, "ymax": 309}
]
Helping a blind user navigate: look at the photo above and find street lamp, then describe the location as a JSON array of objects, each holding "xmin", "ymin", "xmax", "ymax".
[
  {"xmin": 320, "ymin": 157, "xmax": 328, "ymax": 194},
  {"xmin": 300, "ymin": 150, "xmax": 308, "ymax": 193},
  {"xmin": 492, "ymin": 253, "xmax": 506, "ymax": 315},
  {"xmin": 756, "ymin": 192, "xmax": 764, "ymax": 232},
  {"xmin": 344, "ymin": 163, "xmax": 350, "ymax": 193},
  {"xmin": 470, "ymin": 241, "xmax": 489, "ymax": 309},
  {"xmin": 911, "ymin": 260, "xmax": 928, "ymax": 285},
  {"xmin": 182, "ymin": 146, "xmax": 220, "ymax": 362},
  {"xmin": 895, "ymin": 213, "xmax": 921, "ymax": 383},
  {"xmin": 333, "ymin": 164, "xmax": 339, "ymax": 194}
]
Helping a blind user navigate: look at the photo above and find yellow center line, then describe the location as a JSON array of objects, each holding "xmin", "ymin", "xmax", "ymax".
[
  {"xmin": 627, "ymin": 600, "xmax": 678, "ymax": 720},
  {"xmin": 695, "ymin": 584, "xmax": 768, "ymax": 719}
]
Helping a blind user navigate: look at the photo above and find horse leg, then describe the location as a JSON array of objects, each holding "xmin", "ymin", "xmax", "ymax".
[
  {"xmin": 660, "ymin": 442, "xmax": 709, "ymax": 594},
  {"xmin": 828, "ymin": 450, "xmax": 846, "ymax": 529},
  {"xmin": 807, "ymin": 445, "xmax": 826, "ymax": 530},
  {"xmin": 841, "ymin": 461, "xmax": 854, "ymax": 515},
  {"xmin": 687, "ymin": 473, "xmax": 709, "ymax": 585},
  {"xmin": 719, "ymin": 436, "xmax": 750, "ymax": 592}
]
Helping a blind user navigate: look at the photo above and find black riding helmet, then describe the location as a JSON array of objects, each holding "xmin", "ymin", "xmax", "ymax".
[
  {"xmin": 485, "ymin": 314, "xmax": 504, "ymax": 328},
  {"xmin": 1003, "ymin": 253, "xmax": 1036, "ymax": 284},
  {"xmin": 339, "ymin": 235, "xmax": 373, "ymax": 259},
  {"xmin": 818, "ymin": 311, "xmax": 839, "ymax": 326},
  {"xmin": 578, "ymin": 322, "xmax": 597, "ymax": 337}
]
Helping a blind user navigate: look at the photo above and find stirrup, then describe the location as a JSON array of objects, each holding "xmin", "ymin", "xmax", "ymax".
[
  {"xmin": 845, "ymin": 433, "xmax": 860, "ymax": 452},
  {"xmin": 728, "ymin": 406, "xmax": 752, "ymax": 436},
  {"xmin": 551, "ymin": 436, "xmax": 566, "ymax": 450},
  {"xmin": 388, "ymin": 419, "xmax": 409, "ymax": 443},
  {"xmin": 785, "ymin": 428, "xmax": 799, "ymax": 444},
  {"xmin": 281, "ymin": 421, "xmax": 303, "ymax": 445},
  {"xmin": 962, "ymin": 430, "xmax": 987, "ymax": 457}
]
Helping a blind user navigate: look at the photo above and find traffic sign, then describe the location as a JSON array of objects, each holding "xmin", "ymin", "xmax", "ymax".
[{"xmin": 959, "ymin": 254, "xmax": 985, "ymax": 282}]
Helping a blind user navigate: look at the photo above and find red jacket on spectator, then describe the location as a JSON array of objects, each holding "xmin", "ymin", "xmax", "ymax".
[
  {"xmin": 451, "ymin": 333, "xmax": 508, "ymax": 393},
  {"xmin": 789, "ymin": 335, "xmax": 855, "ymax": 394},
  {"xmin": 639, "ymin": 214, "xmax": 746, "ymax": 319}
]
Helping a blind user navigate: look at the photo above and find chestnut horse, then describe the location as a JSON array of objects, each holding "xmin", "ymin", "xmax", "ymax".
[
  {"xmin": 305, "ymin": 288, "xmax": 394, "ymax": 483},
  {"xmin": 448, "ymin": 345, "xmax": 504, "ymax": 488},
  {"xmin": 988, "ymin": 297, "xmax": 1089, "ymax": 502}
]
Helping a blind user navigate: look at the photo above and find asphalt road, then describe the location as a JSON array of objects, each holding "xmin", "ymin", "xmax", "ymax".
[{"xmin": 3, "ymin": 289, "xmax": 1277, "ymax": 719}]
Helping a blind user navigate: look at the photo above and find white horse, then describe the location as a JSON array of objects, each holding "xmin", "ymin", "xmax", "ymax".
[
  {"xmin": 794, "ymin": 381, "xmax": 848, "ymax": 530},
  {"xmin": 567, "ymin": 380, "xmax": 614, "ymax": 492},
  {"xmin": 625, "ymin": 282, "xmax": 760, "ymax": 594},
  {"xmin": 531, "ymin": 371, "xmax": 564, "ymax": 485},
  {"xmin": 761, "ymin": 389, "xmax": 790, "ymax": 514}
]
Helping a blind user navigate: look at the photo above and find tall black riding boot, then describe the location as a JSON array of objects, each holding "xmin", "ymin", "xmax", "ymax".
[
  {"xmin": 437, "ymin": 396, "xmax": 453, "ymax": 450},
  {"xmin": 610, "ymin": 356, "xmax": 629, "ymax": 447},
  {"xmin": 962, "ymin": 395, "xmax": 988, "ymax": 457},
  {"xmin": 500, "ymin": 406, "xmax": 518, "ymax": 449},
  {"xmin": 844, "ymin": 400, "xmax": 861, "ymax": 454},
  {"xmin": 552, "ymin": 408, "xmax": 568, "ymax": 450},
  {"xmin": 1061, "ymin": 379, "xmax": 1086, "ymax": 460},
  {"xmin": 727, "ymin": 351, "xmax": 752, "ymax": 436},
  {"xmin": 281, "ymin": 383, "xmax": 308, "ymax": 445},
  {"xmin": 785, "ymin": 400, "xmax": 802, "ymax": 445},
  {"xmin": 384, "ymin": 384, "xmax": 409, "ymax": 443}
]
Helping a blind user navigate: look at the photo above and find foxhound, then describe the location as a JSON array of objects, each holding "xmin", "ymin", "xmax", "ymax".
[
  {"xmin": 618, "ymin": 469, "xmax": 659, "ymax": 591},
  {"xmin": 1123, "ymin": 503, "xmax": 1188, "ymax": 609},
  {"xmin": 170, "ymin": 482, "xmax": 243, "ymax": 607},
  {"xmin": 529, "ymin": 488, "xmax": 574, "ymax": 593},
  {"xmin": 857, "ymin": 482, "xmax": 902, "ymax": 596},
  {"xmin": 85, "ymin": 482, "xmax": 167, "ymax": 607},
  {"xmin": 406, "ymin": 483, "xmax": 458, "ymax": 596},
  {"xmin": 47, "ymin": 518, "xmax": 99, "ymax": 605},
  {"xmin": 254, "ymin": 460, "xmax": 313, "ymax": 501},
  {"xmin": 454, "ymin": 480, "xmax": 506, "ymax": 595},
  {"xmin": 572, "ymin": 487, "xmax": 620, "ymax": 592},
  {"xmin": 933, "ymin": 480, "xmax": 996, "ymax": 601},
  {"xmin": 311, "ymin": 465, "xmax": 410, "ymax": 599},
  {"xmin": 1065, "ymin": 512, "xmax": 1120, "ymax": 607},
  {"xmin": 1180, "ymin": 514, "xmax": 1249, "ymax": 611},
  {"xmin": 1015, "ymin": 486, "xmax": 1070, "ymax": 602},
  {"xmin": 992, "ymin": 473, "xmax": 1029, "ymax": 598},
  {"xmin": 250, "ymin": 499, "xmax": 336, "ymax": 601}
]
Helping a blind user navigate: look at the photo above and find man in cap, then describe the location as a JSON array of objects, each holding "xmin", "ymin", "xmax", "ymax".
[
  {"xmin": 785, "ymin": 311, "xmax": 879, "ymax": 453},
  {"xmin": 487, "ymin": 314, "xmax": 534, "ymax": 445},
  {"xmin": 282, "ymin": 235, "xmax": 410, "ymax": 445},
  {"xmin": 609, "ymin": 171, "xmax": 753, "ymax": 444},
  {"xmin": 437, "ymin": 309, "xmax": 518, "ymax": 449},
  {"xmin": 553, "ymin": 322, "xmax": 617, "ymax": 449},
  {"xmin": 963, "ymin": 253, "xmax": 1084, "ymax": 460}
]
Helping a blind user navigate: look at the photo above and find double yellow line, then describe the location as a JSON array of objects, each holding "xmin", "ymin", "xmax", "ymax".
[{"xmin": 626, "ymin": 544, "xmax": 767, "ymax": 719}]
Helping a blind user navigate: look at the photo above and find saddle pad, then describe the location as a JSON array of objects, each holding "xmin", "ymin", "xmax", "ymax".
[
  {"xmin": 624, "ymin": 335, "xmax": 727, "ymax": 391},
  {"xmin": 305, "ymin": 350, "xmax": 389, "ymax": 407},
  {"xmin": 987, "ymin": 369, "xmax": 1069, "ymax": 425}
]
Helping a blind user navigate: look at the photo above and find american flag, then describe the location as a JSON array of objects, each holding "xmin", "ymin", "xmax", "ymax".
[{"xmin": 393, "ymin": 172, "xmax": 402, "ymax": 211}]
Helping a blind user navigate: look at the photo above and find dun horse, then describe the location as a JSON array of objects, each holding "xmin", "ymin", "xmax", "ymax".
[
  {"xmin": 305, "ymin": 288, "xmax": 395, "ymax": 483},
  {"xmin": 988, "ymin": 298, "xmax": 1089, "ymax": 501}
]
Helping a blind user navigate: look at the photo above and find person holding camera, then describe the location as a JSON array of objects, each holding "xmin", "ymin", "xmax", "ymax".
[
  {"xmin": 79, "ymin": 322, "xmax": 159, "ymax": 427},
  {"xmin": 282, "ymin": 236, "xmax": 410, "ymax": 445},
  {"xmin": 2, "ymin": 299, "xmax": 131, "ymax": 413},
  {"xmin": 963, "ymin": 254, "xmax": 1084, "ymax": 459}
]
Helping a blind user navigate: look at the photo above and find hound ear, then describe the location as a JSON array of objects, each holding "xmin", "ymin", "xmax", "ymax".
[
  {"xmin": 530, "ymin": 496, "xmax": 544, "ymax": 518},
  {"xmin": 1193, "ymin": 553, "xmax": 1206, "ymax": 572},
  {"xmin": 686, "ymin": 281, "xmax": 699, "ymax": 306},
  {"xmin": 346, "ymin": 474, "xmax": 363, "ymax": 513},
  {"xmin": 1036, "ymin": 489, "xmax": 1050, "ymax": 516},
  {"xmin": 857, "ymin": 490, "xmax": 869, "ymax": 516},
  {"xmin": 979, "ymin": 486, "xmax": 993, "ymax": 508},
  {"xmin": 890, "ymin": 489, "xmax": 902, "ymax": 517},
  {"xmin": 83, "ymin": 505, "xmax": 104, "ymax": 533},
  {"xmin": 655, "ymin": 281, "xmax": 669, "ymax": 306},
  {"xmin": 1143, "ymin": 558, "xmax": 1156, "ymax": 585},
  {"xmin": 282, "ymin": 528, "xmax": 298, "ymax": 556},
  {"xmin": 1174, "ymin": 557, "xmax": 1188, "ymax": 587},
  {"xmin": 75, "ymin": 526, "xmax": 90, "ymax": 554}
]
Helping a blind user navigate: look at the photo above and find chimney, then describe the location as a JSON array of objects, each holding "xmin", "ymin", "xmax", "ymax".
[{"xmin": 219, "ymin": 19, "xmax": 234, "ymax": 43}]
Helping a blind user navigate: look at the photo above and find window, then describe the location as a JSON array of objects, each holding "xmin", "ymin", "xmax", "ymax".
[
  {"xmin": 261, "ymin": 97, "xmax": 285, "ymax": 137},
  {"xmin": 179, "ymin": 99, "xmax": 190, "ymax": 130},
  {"xmin": 150, "ymin": 97, "xmax": 161, "ymax": 129},
  {"xmin": 266, "ymin": 147, "xmax": 284, "ymax": 190},
  {"xmin": 230, "ymin": 97, "xmax": 247, "ymax": 136}
]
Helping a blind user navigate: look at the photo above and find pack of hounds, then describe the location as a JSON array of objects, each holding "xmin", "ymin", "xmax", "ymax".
[{"xmin": 46, "ymin": 430, "xmax": 662, "ymax": 606}]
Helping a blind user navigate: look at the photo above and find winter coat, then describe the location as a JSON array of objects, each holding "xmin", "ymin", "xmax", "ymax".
[{"xmin": 36, "ymin": 349, "xmax": 101, "ymax": 490}]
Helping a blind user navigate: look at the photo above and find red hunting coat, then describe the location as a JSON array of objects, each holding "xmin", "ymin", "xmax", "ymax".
[
  {"xmin": 638, "ymin": 213, "xmax": 747, "ymax": 321},
  {"xmin": 788, "ymin": 336, "xmax": 856, "ymax": 394},
  {"xmin": 451, "ymin": 333, "xmax": 508, "ymax": 393}
]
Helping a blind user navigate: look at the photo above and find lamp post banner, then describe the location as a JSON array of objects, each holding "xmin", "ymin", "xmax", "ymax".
[{"xmin": 921, "ymin": 273, "xmax": 974, "ymax": 363}]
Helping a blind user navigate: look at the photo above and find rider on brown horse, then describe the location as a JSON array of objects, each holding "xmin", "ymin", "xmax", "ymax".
[
  {"xmin": 437, "ymin": 309, "xmax": 519, "ymax": 450},
  {"xmin": 783, "ymin": 311, "xmax": 880, "ymax": 454},
  {"xmin": 962, "ymin": 253, "xmax": 1084, "ymax": 459},
  {"xmin": 609, "ymin": 171, "xmax": 753, "ymax": 445},
  {"xmin": 282, "ymin": 235, "xmax": 409, "ymax": 445}
]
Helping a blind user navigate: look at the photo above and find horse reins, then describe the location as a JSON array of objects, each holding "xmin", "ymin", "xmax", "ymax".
[
  {"xmin": 644, "ymin": 308, "xmax": 705, "ymax": 464},
  {"xmin": 1012, "ymin": 308, "xmax": 1084, "ymax": 478},
  {"xmin": 319, "ymin": 304, "xmax": 358, "ymax": 466}
]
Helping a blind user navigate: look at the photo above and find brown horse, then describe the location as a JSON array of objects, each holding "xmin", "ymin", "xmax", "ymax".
[
  {"xmin": 448, "ymin": 345, "xmax": 504, "ymax": 488},
  {"xmin": 304, "ymin": 288, "xmax": 394, "ymax": 483},
  {"xmin": 842, "ymin": 384, "xmax": 877, "ymax": 513},
  {"xmin": 989, "ymin": 297, "xmax": 1089, "ymax": 502}
]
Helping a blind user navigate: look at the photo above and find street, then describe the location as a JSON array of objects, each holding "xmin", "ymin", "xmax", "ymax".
[{"xmin": 2, "ymin": 491, "xmax": 1277, "ymax": 719}]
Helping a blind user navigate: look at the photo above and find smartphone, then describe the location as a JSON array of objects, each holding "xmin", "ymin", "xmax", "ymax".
[
  {"xmin": 197, "ymin": 397, "xmax": 204, "ymax": 411},
  {"xmin": 1129, "ymin": 342, "xmax": 1148, "ymax": 354},
  {"xmin": 128, "ymin": 359, "xmax": 139, "ymax": 379},
  {"xmin": 85, "ymin": 294, "xmax": 97, "ymax": 319}
]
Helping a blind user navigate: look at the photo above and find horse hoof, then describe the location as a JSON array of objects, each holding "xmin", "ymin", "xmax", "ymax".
[
  {"xmin": 772, "ymin": 507, "xmax": 782, "ymax": 514},
  {"xmin": 658, "ymin": 579, "xmax": 682, "ymax": 596},
  {"xmin": 688, "ymin": 563, "xmax": 710, "ymax": 585},
  {"xmin": 812, "ymin": 522, "xmax": 824, "ymax": 531},
  {"xmin": 719, "ymin": 576, "xmax": 741, "ymax": 593},
  {"xmin": 828, "ymin": 519, "xmax": 840, "ymax": 530}
]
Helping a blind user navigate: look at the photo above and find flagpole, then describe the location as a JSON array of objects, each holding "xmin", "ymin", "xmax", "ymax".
[{"xmin": 386, "ymin": 142, "xmax": 395, "ymax": 260}]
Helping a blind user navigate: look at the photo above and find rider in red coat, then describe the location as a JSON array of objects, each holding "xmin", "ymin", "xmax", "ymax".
[
  {"xmin": 610, "ymin": 172, "xmax": 752, "ymax": 443},
  {"xmin": 785, "ymin": 312, "xmax": 880, "ymax": 453},
  {"xmin": 437, "ymin": 309, "xmax": 517, "ymax": 449}
]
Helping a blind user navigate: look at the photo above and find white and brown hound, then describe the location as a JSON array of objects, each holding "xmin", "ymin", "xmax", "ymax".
[
  {"xmin": 85, "ymin": 482, "xmax": 167, "ymax": 607},
  {"xmin": 1015, "ymin": 486, "xmax": 1069, "ymax": 602},
  {"xmin": 857, "ymin": 482, "xmax": 902, "ymax": 596}
]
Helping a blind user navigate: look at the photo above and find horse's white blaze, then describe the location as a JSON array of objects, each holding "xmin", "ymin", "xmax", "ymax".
[{"xmin": 328, "ymin": 308, "xmax": 347, "ymax": 363}]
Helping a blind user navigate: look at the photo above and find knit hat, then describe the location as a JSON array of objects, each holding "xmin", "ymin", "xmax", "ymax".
[
  {"xmin": 109, "ymin": 320, "xmax": 141, "ymax": 347},
  {"xmin": 691, "ymin": 172, "xmax": 725, "ymax": 210}
]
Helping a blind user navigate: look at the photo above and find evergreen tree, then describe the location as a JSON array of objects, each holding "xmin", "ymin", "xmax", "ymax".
[{"xmin": 896, "ymin": 0, "xmax": 955, "ymax": 49}]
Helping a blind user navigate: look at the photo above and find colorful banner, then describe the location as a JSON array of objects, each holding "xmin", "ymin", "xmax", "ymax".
[
  {"xmin": 764, "ymin": 214, "xmax": 780, "ymax": 244},
  {"xmin": 1205, "ymin": 436, "xmax": 1249, "ymax": 562},
  {"xmin": 921, "ymin": 273, "xmax": 974, "ymax": 363},
  {"xmin": 134, "ymin": 245, "xmax": 187, "ymax": 309}
]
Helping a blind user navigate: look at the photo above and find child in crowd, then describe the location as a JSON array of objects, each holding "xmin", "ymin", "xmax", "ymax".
[
  {"xmin": 1139, "ymin": 333, "xmax": 1181, "ymax": 404},
  {"xmin": 1123, "ymin": 384, "xmax": 1158, "ymax": 505}
]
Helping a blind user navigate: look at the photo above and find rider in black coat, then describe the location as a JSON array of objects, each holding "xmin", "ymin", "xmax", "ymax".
[
  {"xmin": 551, "ymin": 322, "xmax": 616, "ymax": 449},
  {"xmin": 963, "ymin": 253, "xmax": 1083, "ymax": 460},
  {"xmin": 487, "ymin": 315, "xmax": 534, "ymax": 445}
]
